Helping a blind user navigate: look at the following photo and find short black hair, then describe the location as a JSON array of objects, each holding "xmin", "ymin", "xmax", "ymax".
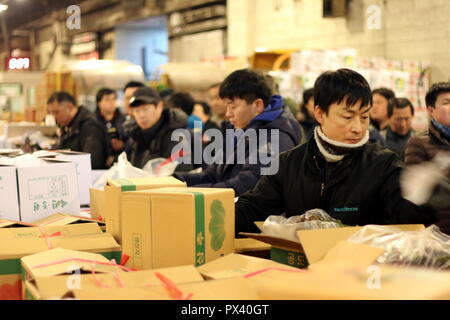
[
  {"xmin": 388, "ymin": 98, "xmax": 415, "ymax": 118},
  {"xmin": 167, "ymin": 92, "xmax": 195, "ymax": 115},
  {"xmin": 425, "ymin": 82, "xmax": 450, "ymax": 108},
  {"xmin": 219, "ymin": 69, "xmax": 272, "ymax": 107},
  {"xmin": 302, "ymin": 88, "xmax": 314, "ymax": 106},
  {"xmin": 372, "ymin": 87, "xmax": 396, "ymax": 101},
  {"xmin": 314, "ymin": 69, "xmax": 372, "ymax": 114},
  {"xmin": 47, "ymin": 91, "xmax": 77, "ymax": 106},
  {"xmin": 196, "ymin": 101, "xmax": 212, "ymax": 116},
  {"xmin": 123, "ymin": 81, "xmax": 145, "ymax": 92},
  {"xmin": 96, "ymin": 88, "xmax": 116, "ymax": 104}
]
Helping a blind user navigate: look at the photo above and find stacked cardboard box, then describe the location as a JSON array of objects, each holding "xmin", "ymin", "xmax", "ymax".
[{"xmin": 0, "ymin": 223, "xmax": 120, "ymax": 300}]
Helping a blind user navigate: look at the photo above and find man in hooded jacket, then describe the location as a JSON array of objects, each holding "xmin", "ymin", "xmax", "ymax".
[{"xmin": 174, "ymin": 69, "xmax": 302, "ymax": 196}]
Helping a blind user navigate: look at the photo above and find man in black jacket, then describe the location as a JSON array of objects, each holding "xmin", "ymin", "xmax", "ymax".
[
  {"xmin": 235, "ymin": 69, "xmax": 436, "ymax": 236},
  {"xmin": 47, "ymin": 91, "xmax": 109, "ymax": 169},
  {"xmin": 95, "ymin": 88, "xmax": 126, "ymax": 167},
  {"xmin": 125, "ymin": 87, "xmax": 191, "ymax": 171}
]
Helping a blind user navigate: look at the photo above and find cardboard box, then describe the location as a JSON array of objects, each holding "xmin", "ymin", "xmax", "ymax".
[
  {"xmin": 25, "ymin": 265, "xmax": 204, "ymax": 300},
  {"xmin": 240, "ymin": 224, "xmax": 425, "ymax": 269},
  {"xmin": 21, "ymin": 248, "xmax": 127, "ymax": 300},
  {"xmin": 16, "ymin": 159, "xmax": 80, "ymax": 222},
  {"xmin": 105, "ymin": 177, "xmax": 187, "ymax": 243},
  {"xmin": 55, "ymin": 151, "xmax": 92, "ymax": 206},
  {"xmin": 0, "ymin": 166, "xmax": 20, "ymax": 221},
  {"xmin": 246, "ymin": 241, "xmax": 450, "ymax": 300},
  {"xmin": 0, "ymin": 223, "xmax": 118, "ymax": 300},
  {"xmin": 69, "ymin": 278, "xmax": 260, "ymax": 300},
  {"xmin": 32, "ymin": 213, "xmax": 106, "ymax": 231},
  {"xmin": 89, "ymin": 188, "xmax": 106, "ymax": 221},
  {"xmin": 197, "ymin": 253, "xmax": 298, "ymax": 280},
  {"xmin": 121, "ymin": 187, "xmax": 235, "ymax": 270}
]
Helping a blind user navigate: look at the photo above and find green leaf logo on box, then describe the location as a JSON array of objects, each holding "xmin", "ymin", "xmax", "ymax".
[{"xmin": 209, "ymin": 200, "xmax": 226, "ymax": 251}]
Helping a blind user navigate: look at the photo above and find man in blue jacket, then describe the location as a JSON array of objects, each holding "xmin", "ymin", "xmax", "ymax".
[{"xmin": 174, "ymin": 69, "xmax": 302, "ymax": 196}]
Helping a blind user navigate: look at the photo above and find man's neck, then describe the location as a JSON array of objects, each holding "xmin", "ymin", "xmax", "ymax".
[
  {"xmin": 379, "ymin": 120, "xmax": 390, "ymax": 130},
  {"xmin": 101, "ymin": 110, "xmax": 114, "ymax": 122}
]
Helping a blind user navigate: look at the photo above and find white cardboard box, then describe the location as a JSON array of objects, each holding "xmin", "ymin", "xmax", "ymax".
[
  {"xmin": 0, "ymin": 166, "xmax": 20, "ymax": 221},
  {"xmin": 55, "ymin": 151, "xmax": 92, "ymax": 206},
  {"xmin": 16, "ymin": 159, "xmax": 80, "ymax": 222}
]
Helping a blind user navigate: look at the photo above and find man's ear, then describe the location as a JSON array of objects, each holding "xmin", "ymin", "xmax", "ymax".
[
  {"xmin": 157, "ymin": 101, "xmax": 164, "ymax": 111},
  {"xmin": 254, "ymin": 99, "xmax": 265, "ymax": 114},
  {"xmin": 314, "ymin": 106, "xmax": 325, "ymax": 125},
  {"xmin": 427, "ymin": 106, "xmax": 434, "ymax": 117}
]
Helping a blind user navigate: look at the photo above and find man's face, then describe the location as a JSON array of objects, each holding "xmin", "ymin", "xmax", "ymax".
[
  {"xmin": 305, "ymin": 97, "xmax": 315, "ymax": 118},
  {"xmin": 390, "ymin": 107, "xmax": 413, "ymax": 136},
  {"xmin": 315, "ymin": 99, "xmax": 370, "ymax": 144},
  {"xmin": 428, "ymin": 92, "xmax": 450, "ymax": 127},
  {"xmin": 224, "ymin": 97, "xmax": 262, "ymax": 130},
  {"xmin": 370, "ymin": 93, "xmax": 389, "ymax": 123},
  {"xmin": 124, "ymin": 87, "xmax": 140, "ymax": 116},
  {"xmin": 193, "ymin": 104, "xmax": 208, "ymax": 123},
  {"xmin": 47, "ymin": 101, "xmax": 74, "ymax": 127},
  {"xmin": 98, "ymin": 93, "xmax": 117, "ymax": 116},
  {"xmin": 131, "ymin": 102, "xmax": 163, "ymax": 130},
  {"xmin": 209, "ymin": 86, "xmax": 227, "ymax": 119}
]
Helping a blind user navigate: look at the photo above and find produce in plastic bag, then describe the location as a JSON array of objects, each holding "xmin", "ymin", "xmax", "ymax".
[
  {"xmin": 348, "ymin": 225, "xmax": 450, "ymax": 270},
  {"xmin": 142, "ymin": 157, "xmax": 178, "ymax": 177},
  {"xmin": 262, "ymin": 209, "xmax": 345, "ymax": 242}
]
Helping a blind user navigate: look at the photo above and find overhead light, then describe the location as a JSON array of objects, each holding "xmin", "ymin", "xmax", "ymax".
[
  {"xmin": 0, "ymin": 4, "xmax": 8, "ymax": 12},
  {"xmin": 255, "ymin": 47, "xmax": 268, "ymax": 53}
]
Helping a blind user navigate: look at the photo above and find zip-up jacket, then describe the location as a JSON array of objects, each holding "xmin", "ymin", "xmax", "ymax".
[{"xmin": 235, "ymin": 136, "xmax": 437, "ymax": 236}]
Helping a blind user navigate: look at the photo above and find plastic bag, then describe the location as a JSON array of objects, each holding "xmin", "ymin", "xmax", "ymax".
[
  {"xmin": 142, "ymin": 157, "xmax": 178, "ymax": 177},
  {"xmin": 92, "ymin": 152, "xmax": 151, "ymax": 189},
  {"xmin": 262, "ymin": 209, "xmax": 345, "ymax": 242},
  {"xmin": 348, "ymin": 225, "xmax": 450, "ymax": 270}
]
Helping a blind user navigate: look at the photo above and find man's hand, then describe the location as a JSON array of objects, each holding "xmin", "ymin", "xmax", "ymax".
[{"xmin": 111, "ymin": 138, "xmax": 124, "ymax": 152}]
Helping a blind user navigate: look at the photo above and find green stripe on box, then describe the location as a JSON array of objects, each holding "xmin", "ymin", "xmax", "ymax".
[
  {"xmin": 114, "ymin": 178, "xmax": 136, "ymax": 191},
  {"xmin": 100, "ymin": 251, "xmax": 122, "ymax": 264},
  {"xmin": 270, "ymin": 247, "xmax": 309, "ymax": 269},
  {"xmin": 192, "ymin": 192, "xmax": 206, "ymax": 267},
  {"xmin": 0, "ymin": 259, "xmax": 21, "ymax": 275}
]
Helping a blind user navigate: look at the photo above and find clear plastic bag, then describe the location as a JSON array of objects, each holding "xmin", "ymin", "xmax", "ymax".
[
  {"xmin": 262, "ymin": 209, "xmax": 345, "ymax": 242},
  {"xmin": 348, "ymin": 225, "xmax": 450, "ymax": 270},
  {"xmin": 142, "ymin": 157, "xmax": 178, "ymax": 177},
  {"xmin": 92, "ymin": 152, "xmax": 151, "ymax": 189}
]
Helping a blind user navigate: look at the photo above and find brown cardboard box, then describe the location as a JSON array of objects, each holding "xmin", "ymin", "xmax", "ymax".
[
  {"xmin": 0, "ymin": 223, "xmax": 119, "ymax": 300},
  {"xmin": 21, "ymin": 248, "xmax": 129, "ymax": 300},
  {"xmin": 32, "ymin": 213, "xmax": 106, "ymax": 231},
  {"xmin": 240, "ymin": 224, "xmax": 425, "ymax": 269},
  {"xmin": 70, "ymin": 278, "xmax": 260, "ymax": 300},
  {"xmin": 234, "ymin": 238, "xmax": 271, "ymax": 259},
  {"xmin": 246, "ymin": 241, "xmax": 450, "ymax": 300},
  {"xmin": 104, "ymin": 177, "xmax": 187, "ymax": 243},
  {"xmin": 25, "ymin": 265, "xmax": 204, "ymax": 300},
  {"xmin": 89, "ymin": 188, "xmax": 106, "ymax": 221},
  {"xmin": 120, "ymin": 187, "xmax": 235, "ymax": 270},
  {"xmin": 197, "ymin": 253, "xmax": 298, "ymax": 280}
]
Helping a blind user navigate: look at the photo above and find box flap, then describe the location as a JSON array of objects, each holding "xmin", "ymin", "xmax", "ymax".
[
  {"xmin": 71, "ymin": 278, "xmax": 259, "ymax": 300},
  {"xmin": 309, "ymin": 241, "xmax": 385, "ymax": 270},
  {"xmin": 197, "ymin": 253, "xmax": 298, "ymax": 280},
  {"xmin": 107, "ymin": 177, "xmax": 186, "ymax": 191},
  {"xmin": 239, "ymin": 232, "xmax": 302, "ymax": 251},
  {"xmin": 0, "ymin": 223, "xmax": 101, "ymax": 241},
  {"xmin": 0, "ymin": 219, "xmax": 36, "ymax": 228},
  {"xmin": 297, "ymin": 224, "xmax": 424, "ymax": 265},
  {"xmin": 235, "ymin": 238, "xmax": 271, "ymax": 252},
  {"xmin": 32, "ymin": 213, "xmax": 105, "ymax": 227},
  {"xmin": 21, "ymin": 248, "xmax": 121, "ymax": 278}
]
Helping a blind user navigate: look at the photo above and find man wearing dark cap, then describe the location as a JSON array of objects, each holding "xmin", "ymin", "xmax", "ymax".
[{"xmin": 125, "ymin": 87, "xmax": 191, "ymax": 171}]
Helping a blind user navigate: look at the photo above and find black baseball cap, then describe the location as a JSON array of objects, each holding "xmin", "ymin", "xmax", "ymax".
[{"xmin": 129, "ymin": 87, "xmax": 161, "ymax": 107}]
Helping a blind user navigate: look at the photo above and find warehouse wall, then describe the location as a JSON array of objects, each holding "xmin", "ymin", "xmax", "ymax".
[{"xmin": 227, "ymin": 0, "xmax": 450, "ymax": 83}]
